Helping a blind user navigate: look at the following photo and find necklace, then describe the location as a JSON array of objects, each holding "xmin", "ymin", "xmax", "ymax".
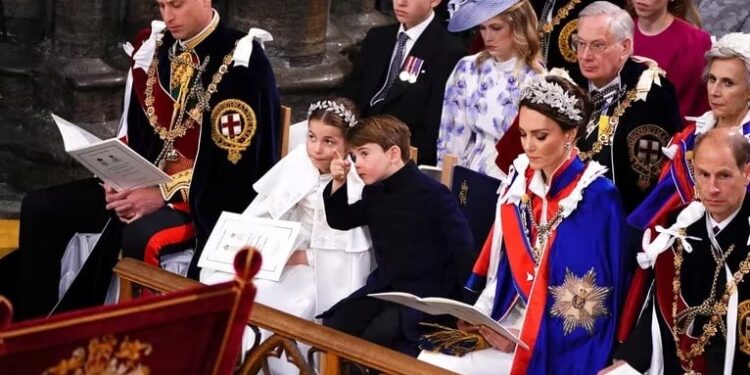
[
  {"xmin": 671, "ymin": 242, "xmax": 750, "ymax": 374},
  {"xmin": 520, "ymin": 194, "xmax": 565, "ymax": 263},
  {"xmin": 143, "ymin": 33, "xmax": 237, "ymax": 164},
  {"xmin": 579, "ymin": 88, "xmax": 638, "ymax": 161}
]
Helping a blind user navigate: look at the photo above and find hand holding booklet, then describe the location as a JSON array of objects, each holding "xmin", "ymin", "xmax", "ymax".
[
  {"xmin": 368, "ymin": 292, "xmax": 528, "ymax": 350},
  {"xmin": 52, "ymin": 114, "xmax": 171, "ymax": 191},
  {"xmin": 198, "ymin": 212, "xmax": 301, "ymax": 281}
]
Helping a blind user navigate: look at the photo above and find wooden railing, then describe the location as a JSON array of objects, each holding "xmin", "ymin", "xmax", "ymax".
[
  {"xmin": 0, "ymin": 219, "xmax": 19, "ymax": 259},
  {"xmin": 113, "ymin": 258, "xmax": 457, "ymax": 375}
]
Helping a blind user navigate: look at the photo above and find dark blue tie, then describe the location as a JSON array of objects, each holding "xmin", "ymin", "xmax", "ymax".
[{"xmin": 371, "ymin": 32, "xmax": 409, "ymax": 106}]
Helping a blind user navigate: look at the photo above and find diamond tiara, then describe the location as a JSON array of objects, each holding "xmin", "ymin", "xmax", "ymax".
[
  {"xmin": 520, "ymin": 76, "xmax": 583, "ymax": 123},
  {"xmin": 307, "ymin": 100, "xmax": 358, "ymax": 128}
]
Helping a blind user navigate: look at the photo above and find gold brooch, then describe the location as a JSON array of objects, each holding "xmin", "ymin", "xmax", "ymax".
[
  {"xmin": 211, "ymin": 99, "xmax": 257, "ymax": 164},
  {"xmin": 549, "ymin": 267, "xmax": 611, "ymax": 335}
]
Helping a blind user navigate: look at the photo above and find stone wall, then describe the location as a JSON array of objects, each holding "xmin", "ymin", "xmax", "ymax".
[{"xmin": 0, "ymin": 0, "xmax": 390, "ymax": 216}]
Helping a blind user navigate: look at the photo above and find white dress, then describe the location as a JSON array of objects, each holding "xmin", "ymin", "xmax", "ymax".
[{"xmin": 201, "ymin": 145, "xmax": 372, "ymax": 374}]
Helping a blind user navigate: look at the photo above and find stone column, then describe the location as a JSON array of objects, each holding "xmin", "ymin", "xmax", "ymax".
[
  {"xmin": 46, "ymin": 0, "xmax": 123, "ymax": 127},
  {"xmin": 123, "ymin": 0, "xmax": 160, "ymax": 41},
  {"xmin": 0, "ymin": 0, "xmax": 124, "ymax": 194},
  {"xmin": 331, "ymin": 0, "xmax": 390, "ymax": 47},
  {"xmin": 227, "ymin": 0, "xmax": 351, "ymax": 120}
]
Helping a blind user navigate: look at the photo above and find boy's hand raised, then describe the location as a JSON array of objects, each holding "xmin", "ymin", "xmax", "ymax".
[{"xmin": 330, "ymin": 150, "xmax": 350, "ymax": 194}]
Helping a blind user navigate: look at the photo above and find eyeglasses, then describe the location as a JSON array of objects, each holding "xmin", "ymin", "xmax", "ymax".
[{"xmin": 571, "ymin": 37, "xmax": 612, "ymax": 55}]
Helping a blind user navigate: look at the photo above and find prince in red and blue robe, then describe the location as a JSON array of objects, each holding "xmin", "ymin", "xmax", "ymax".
[{"xmin": 619, "ymin": 112, "xmax": 750, "ymax": 341}]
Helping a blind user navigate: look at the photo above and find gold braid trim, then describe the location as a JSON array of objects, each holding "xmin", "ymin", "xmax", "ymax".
[
  {"xmin": 541, "ymin": 0, "xmax": 583, "ymax": 34},
  {"xmin": 578, "ymin": 88, "xmax": 638, "ymax": 161},
  {"xmin": 184, "ymin": 13, "xmax": 219, "ymax": 50},
  {"xmin": 160, "ymin": 169, "xmax": 193, "ymax": 201},
  {"xmin": 671, "ymin": 242, "xmax": 750, "ymax": 373}
]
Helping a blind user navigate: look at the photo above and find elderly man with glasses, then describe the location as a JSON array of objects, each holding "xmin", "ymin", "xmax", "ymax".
[{"xmin": 572, "ymin": 1, "xmax": 681, "ymax": 215}]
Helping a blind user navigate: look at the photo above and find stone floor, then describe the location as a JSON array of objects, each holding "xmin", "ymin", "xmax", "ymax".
[{"xmin": 0, "ymin": 183, "xmax": 23, "ymax": 219}]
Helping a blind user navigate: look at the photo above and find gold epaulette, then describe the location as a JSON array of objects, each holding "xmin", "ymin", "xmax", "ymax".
[{"xmin": 160, "ymin": 169, "xmax": 192, "ymax": 201}]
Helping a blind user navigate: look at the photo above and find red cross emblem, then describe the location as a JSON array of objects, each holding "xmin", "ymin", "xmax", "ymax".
[
  {"xmin": 637, "ymin": 139, "xmax": 660, "ymax": 164},
  {"xmin": 220, "ymin": 113, "xmax": 242, "ymax": 137}
]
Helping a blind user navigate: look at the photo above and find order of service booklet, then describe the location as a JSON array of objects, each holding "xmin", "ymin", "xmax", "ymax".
[
  {"xmin": 198, "ymin": 211, "xmax": 301, "ymax": 281},
  {"xmin": 51, "ymin": 113, "xmax": 171, "ymax": 191},
  {"xmin": 369, "ymin": 291, "xmax": 528, "ymax": 350}
]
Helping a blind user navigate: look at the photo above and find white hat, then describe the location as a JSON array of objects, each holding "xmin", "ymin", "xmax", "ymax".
[{"xmin": 447, "ymin": 0, "xmax": 526, "ymax": 32}]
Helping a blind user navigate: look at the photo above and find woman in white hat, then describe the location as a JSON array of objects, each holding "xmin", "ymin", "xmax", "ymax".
[{"xmin": 436, "ymin": 0, "xmax": 544, "ymax": 179}]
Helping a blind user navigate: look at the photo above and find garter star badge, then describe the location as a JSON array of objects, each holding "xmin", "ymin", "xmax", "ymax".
[
  {"xmin": 211, "ymin": 99, "xmax": 257, "ymax": 164},
  {"xmin": 549, "ymin": 267, "xmax": 611, "ymax": 335},
  {"xmin": 627, "ymin": 124, "xmax": 669, "ymax": 190}
]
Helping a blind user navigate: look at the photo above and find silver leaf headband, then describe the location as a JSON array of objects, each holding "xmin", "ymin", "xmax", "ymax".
[
  {"xmin": 307, "ymin": 100, "xmax": 358, "ymax": 128},
  {"xmin": 520, "ymin": 75, "xmax": 583, "ymax": 123}
]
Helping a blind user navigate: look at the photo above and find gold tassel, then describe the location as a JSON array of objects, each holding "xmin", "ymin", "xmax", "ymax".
[{"xmin": 419, "ymin": 322, "xmax": 490, "ymax": 357}]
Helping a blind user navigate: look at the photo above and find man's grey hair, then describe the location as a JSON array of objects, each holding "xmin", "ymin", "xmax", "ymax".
[{"xmin": 579, "ymin": 1, "xmax": 634, "ymax": 48}]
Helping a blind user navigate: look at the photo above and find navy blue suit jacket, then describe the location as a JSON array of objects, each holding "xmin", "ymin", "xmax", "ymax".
[{"xmin": 321, "ymin": 162, "xmax": 475, "ymax": 340}]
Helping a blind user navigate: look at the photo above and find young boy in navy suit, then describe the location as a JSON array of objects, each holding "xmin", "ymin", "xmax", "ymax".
[
  {"xmin": 320, "ymin": 115, "xmax": 474, "ymax": 356},
  {"xmin": 342, "ymin": 0, "xmax": 466, "ymax": 165}
]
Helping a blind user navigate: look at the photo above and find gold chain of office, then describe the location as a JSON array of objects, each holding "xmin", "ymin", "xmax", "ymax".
[
  {"xmin": 519, "ymin": 194, "xmax": 565, "ymax": 264},
  {"xmin": 671, "ymin": 242, "xmax": 750, "ymax": 375},
  {"xmin": 143, "ymin": 33, "xmax": 236, "ymax": 159},
  {"xmin": 578, "ymin": 88, "xmax": 638, "ymax": 161},
  {"xmin": 540, "ymin": 0, "xmax": 582, "ymax": 34}
]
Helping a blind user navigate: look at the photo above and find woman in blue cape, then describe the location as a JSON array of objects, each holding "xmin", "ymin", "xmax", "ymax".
[{"xmin": 419, "ymin": 71, "xmax": 629, "ymax": 374}]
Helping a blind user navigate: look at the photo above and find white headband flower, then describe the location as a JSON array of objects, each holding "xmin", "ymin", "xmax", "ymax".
[
  {"xmin": 520, "ymin": 70, "xmax": 583, "ymax": 123},
  {"xmin": 307, "ymin": 100, "xmax": 358, "ymax": 128}
]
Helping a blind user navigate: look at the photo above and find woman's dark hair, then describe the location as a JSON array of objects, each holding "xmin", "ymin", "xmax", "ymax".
[{"xmin": 519, "ymin": 75, "xmax": 593, "ymax": 136}]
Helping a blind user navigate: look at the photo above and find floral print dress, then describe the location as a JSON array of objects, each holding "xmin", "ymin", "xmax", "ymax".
[{"xmin": 437, "ymin": 54, "xmax": 540, "ymax": 179}]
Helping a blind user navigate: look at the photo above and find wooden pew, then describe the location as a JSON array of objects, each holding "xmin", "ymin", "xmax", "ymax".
[
  {"xmin": 113, "ymin": 258, "xmax": 458, "ymax": 375},
  {"xmin": 280, "ymin": 105, "xmax": 292, "ymax": 158},
  {"xmin": 0, "ymin": 219, "xmax": 19, "ymax": 259}
]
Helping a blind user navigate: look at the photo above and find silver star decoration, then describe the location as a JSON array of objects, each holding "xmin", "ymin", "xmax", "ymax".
[{"xmin": 549, "ymin": 267, "xmax": 611, "ymax": 335}]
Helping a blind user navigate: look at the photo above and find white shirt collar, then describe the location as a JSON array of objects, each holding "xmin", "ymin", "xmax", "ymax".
[
  {"xmin": 588, "ymin": 74, "xmax": 621, "ymax": 92},
  {"xmin": 398, "ymin": 11, "xmax": 434, "ymax": 42},
  {"xmin": 708, "ymin": 205, "xmax": 742, "ymax": 233}
]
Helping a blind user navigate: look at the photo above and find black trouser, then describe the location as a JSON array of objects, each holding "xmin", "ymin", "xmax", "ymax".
[
  {"xmin": 120, "ymin": 206, "xmax": 194, "ymax": 266},
  {"xmin": 14, "ymin": 178, "xmax": 109, "ymax": 320},
  {"xmin": 324, "ymin": 297, "xmax": 404, "ymax": 346},
  {"xmin": 324, "ymin": 297, "xmax": 405, "ymax": 374},
  {"xmin": 8, "ymin": 178, "xmax": 193, "ymax": 321}
]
